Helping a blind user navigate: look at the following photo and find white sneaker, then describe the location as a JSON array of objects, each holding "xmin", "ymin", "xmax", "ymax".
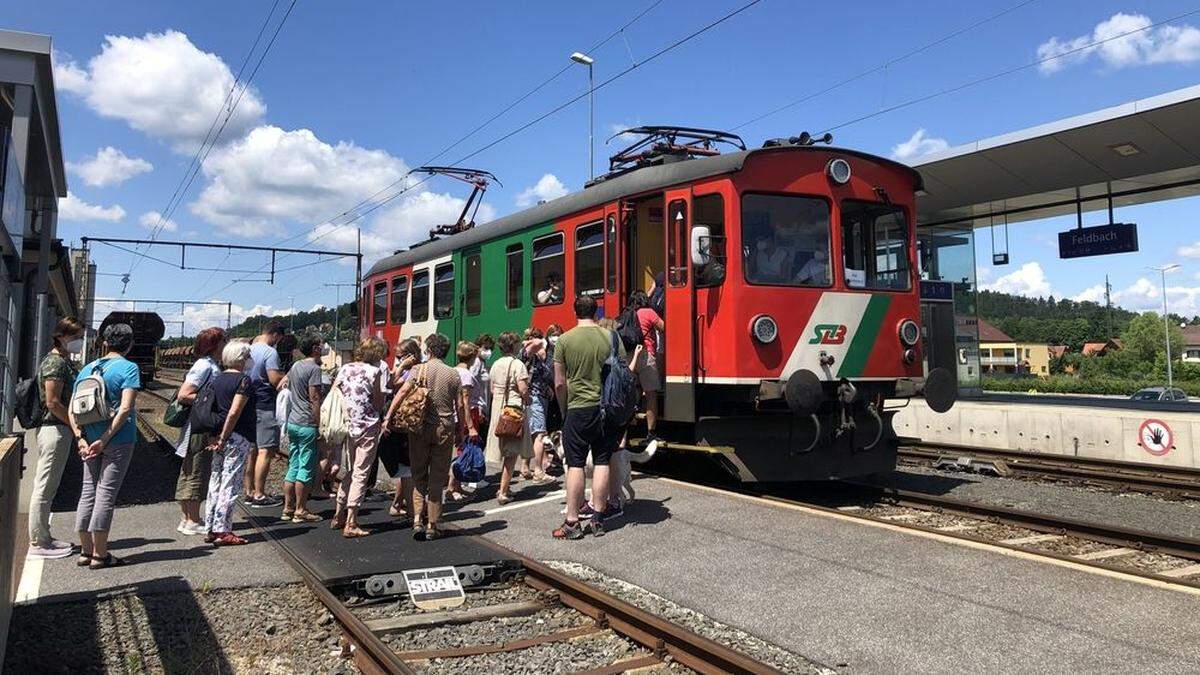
[{"xmin": 178, "ymin": 521, "xmax": 207, "ymax": 536}]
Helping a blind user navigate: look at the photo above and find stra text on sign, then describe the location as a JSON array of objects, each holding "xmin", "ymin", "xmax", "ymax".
[
  {"xmin": 1058, "ymin": 222, "xmax": 1138, "ymax": 259},
  {"xmin": 403, "ymin": 566, "xmax": 466, "ymax": 610}
]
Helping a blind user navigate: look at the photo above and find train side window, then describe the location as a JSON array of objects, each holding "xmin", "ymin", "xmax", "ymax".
[
  {"xmin": 390, "ymin": 276, "xmax": 408, "ymax": 324},
  {"xmin": 741, "ymin": 193, "xmax": 831, "ymax": 287},
  {"xmin": 411, "ymin": 270, "xmax": 430, "ymax": 322},
  {"xmin": 841, "ymin": 200, "xmax": 911, "ymax": 291},
  {"xmin": 372, "ymin": 281, "xmax": 388, "ymax": 325},
  {"xmin": 575, "ymin": 221, "xmax": 605, "ymax": 298},
  {"xmin": 465, "ymin": 254, "xmax": 482, "ymax": 316},
  {"xmin": 605, "ymin": 215, "xmax": 617, "ymax": 293},
  {"xmin": 531, "ymin": 233, "xmax": 564, "ymax": 305},
  {"xmin": 506, "ymin": 244, "xmax": 523, "ymax": 309},
  {"xmin": 434, "ymin": 263, "xmax": 455, "ymax": 319},
  {"xmin": 693, "ymin": 194, "xmax": 726, "ymax": 287},
  {"xmin": 667, "ymin": 200, "xmax": 688, "ymax": 287}
]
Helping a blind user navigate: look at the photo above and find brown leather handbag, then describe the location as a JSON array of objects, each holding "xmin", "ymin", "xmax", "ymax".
[
  {"xmin": 492, "ymin": 359, "xmax": 525, "ymax": 439},
  {"xmin": 390, "ymin": 364, "xmax": 429, "ymax": 434}
]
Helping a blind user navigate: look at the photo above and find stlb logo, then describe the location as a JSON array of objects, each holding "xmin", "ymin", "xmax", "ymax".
[{"xmin": 808, "ymin": 324, "xmax": 847, "ymax": 345}]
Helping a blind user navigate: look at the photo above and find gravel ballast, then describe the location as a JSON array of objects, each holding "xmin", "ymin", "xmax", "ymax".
[{"xmin": 5, "ymin": 583, "xmax": 347, "ymax": 673}]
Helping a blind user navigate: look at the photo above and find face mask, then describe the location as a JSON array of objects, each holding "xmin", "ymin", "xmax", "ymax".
[
  {"xmin": 479, "ymin": 349, "xmax": 493, "ymax": 360},
  {"xmin": 549, "ymin": 336, "xmax": 559, "ymax": 345},
  {"xmin": 321, "ymin": 344, "xmax": 331, "ymax": 357},
  {"xmin": 421, "ymin": 352, "xmax": 430, "ymax": 363},
  {"xmin": 64, "ymin": 338, "xmax": 84, "ymax": 354}
]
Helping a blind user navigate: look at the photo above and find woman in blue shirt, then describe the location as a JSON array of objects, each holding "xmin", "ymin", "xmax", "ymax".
[{"xmin": 68, "ymin": 323, "xmax": 141, "ymax": 569}]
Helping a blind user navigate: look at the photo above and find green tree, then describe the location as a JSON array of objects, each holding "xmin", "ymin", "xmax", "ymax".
[{"xmin": 1121, "ymin": 311, "xmax": 1183, "ymax": 364}]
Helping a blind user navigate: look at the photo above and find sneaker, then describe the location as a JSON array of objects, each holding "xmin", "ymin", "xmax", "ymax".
[
  {"xmin": 47, "ymin": 539, "xmax": 74, "ymax": 551},
  {"xmin": 588, "ymin": 519, "xmax": 606, "ymax": 537},
  {"xmin": 577, "ymin": 502, "xmax": 599, "ymax": 520},
  {"xmin": 603, "ymin": 501, "xmax": 623, "ymax": 519},
  {"xmin": 178, "ymin": 521, "xmax": 207, "ymax": 536},
  {"xmin": 27, "ymin": 543, "xmax": 74, "ymax": 560},
  {"xmin": 552, "ymin": 520, "xmax": 586, "ymax": 540},
  {"xmin": 247, "ymin": 495, "xmax": 283, "ymax": 508}
]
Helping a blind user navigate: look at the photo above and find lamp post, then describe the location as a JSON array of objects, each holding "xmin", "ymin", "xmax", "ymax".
[
  {"xmin": 1148, "ymin": 264, "xmax": 1180, "ymax": 390},
  {"xmin": 570, "ymin": 51, "xmax": 595, "ymax": 180}
]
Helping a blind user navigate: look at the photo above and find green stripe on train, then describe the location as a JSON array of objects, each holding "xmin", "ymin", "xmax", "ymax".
[{"xmin": 837, "ymin": 294, "xmax": 891, "ymax": 378}]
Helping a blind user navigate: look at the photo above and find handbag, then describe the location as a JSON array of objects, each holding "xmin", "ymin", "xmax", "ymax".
[
  {"xmin": 453, "ymin": 437, "xmax": 486, "ymax": 483},
  {"xmin": 320, "ymin": 374, "xmax": 350, "ymax": 445},
  {"xmin": 493, "ymin": 359, "xmax": 525, "ymax": 439},
  {"xmin": 391, "ymin": 364, "xmax": 429, "ymax": 434},
  {"xmin": 163, "ymin": 362, "xmax": 213, "ymax": 428}
]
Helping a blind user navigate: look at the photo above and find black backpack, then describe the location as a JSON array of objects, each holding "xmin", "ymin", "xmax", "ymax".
[
  {"xmin": 616, "ymin": 306, "xmax": 644, "ymax": 353},
  {"xmin": 600, "ymin": 329, "xmax": 638, "ymax": 427},
  {"xmin": 14, "ymin": 377, "xmax": 45, "ymax": 429},
  {"xmin": 189, "ymin": 374, "xmax": 221, "ymax": 434}
]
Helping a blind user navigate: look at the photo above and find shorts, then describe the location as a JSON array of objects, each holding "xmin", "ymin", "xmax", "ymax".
[
  {"xmin": 255, "ymin": 409, "xmax": 280, "ymax": 449},
  {"xmin": 284, "ymin": 423, "xmax": 318, "ymax": 483},
  {"xmin": 562, "ymin": 406, "xmax": 621, "ymax": 469},
  {"xmin": 174, "ymin": 431, "xmax": 212, "ymax": 501},
  {"xmin": 526, "ymin": 395, "xmax": 547, "ymax": 436},
  {"xmin": 634, "ymin": 350, "xmax": 661, "ymax": 393}
]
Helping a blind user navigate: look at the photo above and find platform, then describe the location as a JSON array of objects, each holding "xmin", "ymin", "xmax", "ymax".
[{"xmin": 239, "ymin": 498, "xmax": 520, "ymax": 586}]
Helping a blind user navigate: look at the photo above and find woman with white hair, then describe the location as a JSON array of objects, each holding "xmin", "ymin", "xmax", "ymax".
[{"xmin": 203, "ymin": 341, "xmax": 258, "ymax": 546}]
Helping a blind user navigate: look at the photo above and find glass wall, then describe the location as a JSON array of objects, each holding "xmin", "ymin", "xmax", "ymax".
[{"xmin": 918, "ymin": 222, "xmax": 980, "ymax": 391}]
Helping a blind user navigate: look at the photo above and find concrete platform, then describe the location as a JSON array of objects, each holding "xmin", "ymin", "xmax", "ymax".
[
  {"xmin": 453, "ymin": 473, "xmax": 1200, "ymax": 673},
  {"xmin": 17, "ymin": 501, "xmax": 298, "ymax": 605}
]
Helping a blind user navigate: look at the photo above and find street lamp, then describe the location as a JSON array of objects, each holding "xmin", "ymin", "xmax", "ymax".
[
  {"xmin": 570, "ymin": 51, "xmax": 595, "ymax": 181},
  {"xmin": 1148, "ymin": 264, "xmax": 1180, "ymax": 390}
]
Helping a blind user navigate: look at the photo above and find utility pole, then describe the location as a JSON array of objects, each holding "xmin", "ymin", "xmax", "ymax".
[
  {"xmin": 1104, "ymin": 275, "xmax": 1113, "ymax": 338},
  {"xmin": 324, "ymin": 283, "xmax": 358, "ymax": 342},
  {"xmin": 1148, "ymin": 264, "xmax": 1180, "ymax": 390}
]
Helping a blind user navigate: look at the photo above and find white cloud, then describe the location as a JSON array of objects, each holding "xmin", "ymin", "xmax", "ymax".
[
  {"xmin": 1036, "ymin": 13, "xmax": 1200, "ymax": 74},
  {"xmin": 58, "ymin": 192, "xmax": 125, "ymax": 222},
  {"xmin": 1178, "ymin": 241, "xmax": 1200, "ymax": 258},
  {"xmin": 516, "ymin": 173, "xmax": 569, "ymax": 207},
  {"xmin": 138, "ymin": 210, "xmax": 179, "ymax": 233},
  {"xmin": 1068, "ymin": 274, "xmax": 1200, "ymax": 316},
  {"xmin": 308, "ymin": 190, "xmax": 497, "ymax": 263},
  {"xmin": 67, "ymin": 146, "xmax": 152, "ymax": 187},
  {"xmin": 980, "ymin": 261, "xmax": 1052, "ymax": 298},
  {"xmin": 891, "ymin": 129, "xmax": 949, "ymax": 162},
  {"xmin": 189, "ymin": 125, "xmax": 410, "ymax": 237},
  {"xmin": 53, "ymin": 30, "xmax": 266, "ymax": 149},
  {"xmin": 1073, "ymin": 284, "xmax": 1107, "ymax": 303}
]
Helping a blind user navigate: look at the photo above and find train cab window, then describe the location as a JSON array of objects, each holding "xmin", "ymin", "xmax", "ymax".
[
  {"xmin": 605, "ymin": 215, "xmax": 617, "ymax": 292},
  {"xmin": 434, "ymin": 263, "xmax": 455, "ymax": 319},
  {"xmin": 372, "ymin": 281, "xmax": 388, "ymax": 325},
  {"xmin": 531, "ymin": 233, "xmax": 564, "ymax": 305},
  {"xmin": 741, "ymin": 194, "xmax": 831, "ymax": 287},
  {"xmin": 841, "ymin": 200, "xmax": 911, "ymax": 291},
  {"xmin": 390, "ymin": 276, "xmax": 408, "ymax": 325},
  {"xmin": 693, "ymin": 194, "xmax": 726, "ymax": 287},
  {"xmin": 506, "ymin": 244, "xmax": 523, "ymax": 309},
  {"xmin": 465, "ymin": 254, "xmax": 482, "ymax": 316},
  {"xmin": 575, "ymin": 221, "xmax": 605, "ymax": 297},
  {"xmin": 411, "ymin": 270, "xmax": 430, "ymax": 322}
]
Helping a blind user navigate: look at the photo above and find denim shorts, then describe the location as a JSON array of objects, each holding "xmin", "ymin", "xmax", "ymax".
[{"xmin": 526, "ymin": 395, "xmax": 547, "ymax": 435}]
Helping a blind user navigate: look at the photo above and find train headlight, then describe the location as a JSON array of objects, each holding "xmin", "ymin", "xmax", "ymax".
[
  {"xmin": 826, "ymin": 158, "xmax": 852, "ymax": 185},
  {"xmin": 751, "ymin": 315, "xmax": 778, "ymax": 344},
  {"xmin": 898, "ymin": 319, "xmax": 920, "ymax": 346}
]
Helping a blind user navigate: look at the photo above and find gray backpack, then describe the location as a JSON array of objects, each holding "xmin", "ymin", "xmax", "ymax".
[{"xmin": 71, "ymin": 361, "xmax": 112, "ymax": 427}]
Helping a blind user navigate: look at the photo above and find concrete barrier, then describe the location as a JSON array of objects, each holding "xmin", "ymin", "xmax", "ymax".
[
  {"xmin": 0, "ymin": 435, "xmax": 24, "ymax": 663},
  {"xmin": 894, "ymin": 398, "xmax": 1199, "ymax": 469}
]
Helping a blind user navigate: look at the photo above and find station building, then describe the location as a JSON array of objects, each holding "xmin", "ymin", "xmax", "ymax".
[{"xmin": 0, "ymin": 30, "xmax": 75, "ymax": 432}]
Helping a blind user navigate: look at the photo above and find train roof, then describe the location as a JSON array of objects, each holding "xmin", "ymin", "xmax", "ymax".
[{"xmin": 367, "ymin": 145, "xmax": 921, "ymax": 277}]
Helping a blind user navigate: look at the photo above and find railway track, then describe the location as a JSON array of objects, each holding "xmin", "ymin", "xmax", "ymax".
[
  {"xmin": 899, "ymin": 441, "xmax": 1200, "ymax": 501},
  {"xmin": 244, "ymin": 510, "xmax": 783, "ymax": 674}
]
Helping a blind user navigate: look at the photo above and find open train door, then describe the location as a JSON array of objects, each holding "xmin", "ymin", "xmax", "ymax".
[
  {"xmin": 662, "ymin": 188, "xmax": 695, "ymax": 422},
  {"xmin": 602, "ymin": 201, "xmax": 621, "ymax": 319}
]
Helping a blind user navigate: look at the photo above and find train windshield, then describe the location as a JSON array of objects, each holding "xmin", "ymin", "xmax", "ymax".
[
  {"xmin": 841, "ymin": 200, "xmax": 910, "ymax": 290},
  {"xmin": 741, "ymin": 193, "xmax": 831, "ymax": 287}
]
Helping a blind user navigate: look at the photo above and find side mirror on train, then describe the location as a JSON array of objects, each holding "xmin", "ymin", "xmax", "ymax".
[{"xmin": 691, "ymin": 225, "xmax": 711, "ymax": 267}]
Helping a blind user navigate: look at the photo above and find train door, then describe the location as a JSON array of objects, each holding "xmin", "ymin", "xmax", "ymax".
[
  {"xmin": 460, "ymin": 249, "xmax": 483, "ymax": 344},
  {"xmin": 603, "ymin": 203, "xmax": 620, "ymax": 318},
  {"xmin": 662, "ymin": 188, "xmax": 695, "ymax": 422},
  {"xmin": 625, "ymin": 195, "xmax": 665, "ymax": 296}
]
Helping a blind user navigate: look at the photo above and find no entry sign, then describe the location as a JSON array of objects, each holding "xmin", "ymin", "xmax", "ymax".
[{"xmin": 1138, "ymin": 418, "xmax": 1173, "ymax": 456}]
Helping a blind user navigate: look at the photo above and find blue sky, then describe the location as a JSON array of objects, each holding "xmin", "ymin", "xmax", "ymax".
[{"xmin": 4, "ymin": 0, "xmax": 1200, "ymax": 332}]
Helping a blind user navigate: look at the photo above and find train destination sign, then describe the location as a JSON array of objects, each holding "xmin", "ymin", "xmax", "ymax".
[{"xmin": 1058, "ymin": 222, "xmax": 1139, "ymax": 259}]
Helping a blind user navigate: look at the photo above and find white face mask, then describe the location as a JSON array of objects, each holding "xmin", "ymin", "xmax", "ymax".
[
  {"xmin": 549, "ymin": 335, "xmax": 559, "ymax": 345},
  {"xmin": 479, "ymin": 349, "xmax": 493, "ymax": 360},
  {"xmin": 320, "ymin": 344, "xmax": 331, "ymax": 357},
  {"xmin": 421, "ymin": 351, "xmax": 430, "ymax": 363},
  {"xmin": 64, "ymin": 338, "xmax": 84, "ymax": 354}
]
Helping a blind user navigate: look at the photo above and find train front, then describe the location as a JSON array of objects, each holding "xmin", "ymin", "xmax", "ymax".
[{"xmin": 691, "ymin": 145, "xmax": 956, "ymax": 482}]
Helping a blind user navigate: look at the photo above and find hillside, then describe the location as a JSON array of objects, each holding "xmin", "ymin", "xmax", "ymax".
[{"xmin": 160, "ymin": 300, "xmax": 358, "ymax": 348}]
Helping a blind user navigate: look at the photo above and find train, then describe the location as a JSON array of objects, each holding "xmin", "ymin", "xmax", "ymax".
[
  {"xmin": 97, "ymin": 311, "xmax": 165, "ymax": 383},
  {"xmin": 360, "ymin": 127, "xmax": 957, "ymax": 482}
]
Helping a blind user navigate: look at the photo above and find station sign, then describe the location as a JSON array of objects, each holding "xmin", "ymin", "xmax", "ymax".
[
  {"xmin": 403, "ymin": 566, "xmax": 466, "ymax": 610},
  {"xmin": 1058, "ymin": 223, "xmax": 1138, "ymax": 259},
  {"xmin": 919, "ymin": 280, "xmax": 954, "ymax": 303}
]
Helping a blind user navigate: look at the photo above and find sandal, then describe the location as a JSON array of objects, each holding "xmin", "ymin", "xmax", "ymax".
[
  {"xmin": 76, "ymin": 552, "xmax": 93, "ymax": 567},
  {"xmin": 412, "ymin": 524, "xmax": 426, "ymax": 541},
  {"xmin": 342, "ymin": 526, "xmax": 370, "ymax": 538},
  {"xmin": 520, "ymin": 470, "xmax": 534, "ymax": 480},
  {"xmin": 423, "ymin": 525, "xmax": 442, "ymax": 541},
  {"xmin": 388, "ymin": 505, "xmax": 407, "ymax": 518},
  {"xmin": 89, "ymin": 553, "xmax": 127, "ymax": 569},
  {"xmin": 280, "ymin": 511, "xmax": 295, "ymax": 522},
  {"xmin": 292, "ymin": 512, "xmax": 322, "ymax": 523},
  {"xmin": 213, "ymin": 532, "xmax": 248, "ymax": 546}
]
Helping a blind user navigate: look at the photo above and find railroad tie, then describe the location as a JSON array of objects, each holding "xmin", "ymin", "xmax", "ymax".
[
  {"xmin": 1159, "ymin": 563, "xmax": 1200, "ymax": 579},
  {"xmin": 1074, "ymin": 547, "xmax": 1137, "ymax": 561},
  {"xmin": 998, "ymin": 533, "xmax": 1063, "ymax": 546}
]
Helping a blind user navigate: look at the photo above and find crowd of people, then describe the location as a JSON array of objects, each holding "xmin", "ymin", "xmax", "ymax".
[{"xmin": 24, "ymin": 286, "xmax": 668, "ymax": 565}]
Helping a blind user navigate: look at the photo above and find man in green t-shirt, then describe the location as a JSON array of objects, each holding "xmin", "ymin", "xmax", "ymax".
[{"xmin": 552, "ymin": 295, "xmax": 624, "ymax": 540}]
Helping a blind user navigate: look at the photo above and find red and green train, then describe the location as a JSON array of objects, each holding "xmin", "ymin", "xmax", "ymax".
[{"xmin": 360, "ymin": 128, "xmax": 956, "ymax": 482}]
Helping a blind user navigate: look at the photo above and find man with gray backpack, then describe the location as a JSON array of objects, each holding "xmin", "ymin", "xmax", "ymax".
[{"xmin": 67, "ymin": 322, "xmax": 142, "ymax": 569}]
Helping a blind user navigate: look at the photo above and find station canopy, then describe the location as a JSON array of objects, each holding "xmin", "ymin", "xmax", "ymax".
[{"xmin": 912, "ymin": 83, "xmax": 1200, "ymax": 229}]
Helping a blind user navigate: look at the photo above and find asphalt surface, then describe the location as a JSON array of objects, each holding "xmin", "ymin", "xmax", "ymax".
[{"xmin": 459, "ymin": 474, "xmax": 1200, "ymax": 674}]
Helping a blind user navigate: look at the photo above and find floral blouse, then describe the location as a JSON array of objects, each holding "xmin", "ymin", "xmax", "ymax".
[{"xmin": 336, "ymin": 361, "xmax": 381, "ymax": 435}]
